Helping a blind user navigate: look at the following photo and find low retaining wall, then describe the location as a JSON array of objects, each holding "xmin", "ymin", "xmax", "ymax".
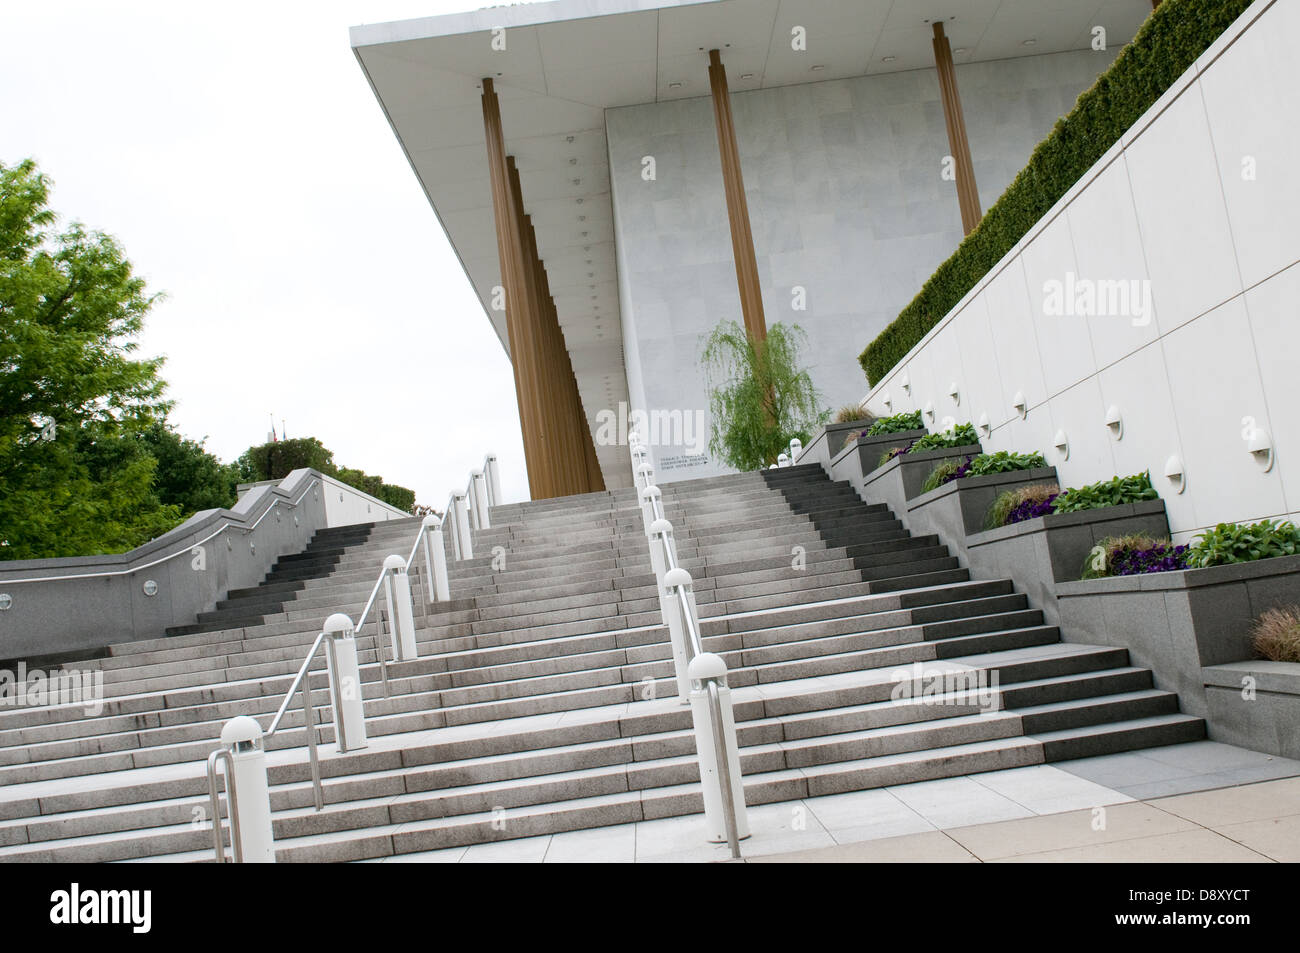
[
  {"xmin": 0, "ymin": 468, "xmax": 405, "ymax": 663},
  {"xmin": 906, "ymin": 466, "xmax": 1060, "ymax": 565},
  {"xmin": 1057, "ymin": 554, "xmax": 1300, "ymax": 725}
]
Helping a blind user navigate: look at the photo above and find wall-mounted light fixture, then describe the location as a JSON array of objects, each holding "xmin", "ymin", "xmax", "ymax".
[
  {"xmin": 1012, "ymin": 391, "xmax": 1027, "ymax": 419},
  {"xmin": 1164, "ymin": 455, "xmax": 1186, "ymax": 494},
  {"xmin": 1054, "ymin": 429, "xmax": 1070, "ymax": 461},
  {"xmin": 882, "ymin": 392, "xmax": 892, "ymax": 411},
  {"xmin": 1104, "ymin": 405, "xmax": 1123, "ymax": 440},
  {"xmin": 948, "ymin": 382, "xmax": 960, "ymax": 405},
  {"xmin": 1246, "ymin": 426, "xmax": 1275, "ymax": 472},
  {"xmin": 142, "ymin": 580, "xmax": 158, "ymax": 597},
  {"xmin": 900, "ymin": 373, "xmax": 911, "ymax": 395},
  {"xmin": 923, "ymin": 401, "xmax": 936, "ymax": 423},
  {"xmin": 977, "ymin": 412, "xmax": 991, "ymax": 437}
]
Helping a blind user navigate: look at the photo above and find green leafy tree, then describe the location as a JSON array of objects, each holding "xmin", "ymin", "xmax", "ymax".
[
  {"xmin": 236, "ymin": 436, "xmax": 335, "ymax": 483},
  {"xmin": 139, "ymin": 422, "xmax": 240, "ymax": 513},
  {"xmin": 0, "ymin": 159, "xmax": 177, "ymax": 559},
  {"xmin": 701, "ymin": 321, "xmax": 828, "ymax": 471}
]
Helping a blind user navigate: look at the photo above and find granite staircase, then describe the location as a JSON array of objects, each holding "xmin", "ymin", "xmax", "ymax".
[{"xmin": 0, "ymin": 464, "xmax": 1204, "ymax": 862}]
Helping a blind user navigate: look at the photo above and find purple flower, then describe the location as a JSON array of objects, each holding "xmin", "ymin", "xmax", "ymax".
[
  {"xmin": 1006, "ymin": 493, "xmax": 1059, "ymax": 524},
  {"xmin": 1110, "ymin": 543, "xmax": 1189, "ymax": 576}
]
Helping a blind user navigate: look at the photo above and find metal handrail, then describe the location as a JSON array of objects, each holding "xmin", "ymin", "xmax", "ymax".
[
  {"xmin": 634, "ymin": 448, "xmax": 741, "ymax": 858},
  {"xmin": 206, "ymin": 748, "xmax": 242, "ymax": 863}
]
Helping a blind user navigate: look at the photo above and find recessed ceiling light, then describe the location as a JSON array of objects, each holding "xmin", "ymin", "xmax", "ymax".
[
  {"xmin": 740, "ymin": 72, "xmax": 754, "ymax": 80},
  {"xmin": 668, "ymin": 81, "xmax": 683, "ymax": 89},
  {"xmin": 882, "ymin": 55, "xmax": 896, "ymax": 63},
  {"xmin": 1022, "ymin": 38, "xmax": 1036, "ymax": 46},
  {"xmin": 954, "ymin": 47, "xmax": 967, "ymax": 54},
  {"xmin": 810, "ymin": 64, "xmax": 825, "ymax": 71}
]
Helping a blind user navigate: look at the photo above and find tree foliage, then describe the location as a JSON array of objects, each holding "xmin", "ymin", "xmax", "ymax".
[
  {"xmin": 0, "ymin": 158, "xmax": 179, "ymax": 559},
  {"xmin": 701, "ymin": 321, "xmax": 828, "ymax": 471},
  {"xmin": 237, "ymin": 436, "xmax": 417, "ymax": 514}
]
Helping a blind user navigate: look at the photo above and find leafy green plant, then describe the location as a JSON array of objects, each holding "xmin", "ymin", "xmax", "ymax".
[
  {"xmin": 865, "ymin": 411, "xmax": 923, "ymax": 437},
  {"xmin": 907, "ymin": 423, "xmax": 979, "ymax": 454},
  {"xmin": 702, "ymin": 321, "xmax": 827, "ymax": 471},
  {"xmin": 1052, "ymin": 471, "xmax": 1158, "ymax": 513},
  {"xmin": 859, "ymin": 0, "xmax": 1254, "ymax": 385},
  {"xmin": 1251, "ymin": 607, "xmax": 1300, "ymax": 663},
  {"xmin": 985, "ymin": 483, "xmax": 1060, "ymax": 529},
  {"xmin": 1186, "ymin": 520, "xmax": 1300, "ymax": 569},
  {"xmin": 965, "ymin": 451, "xmax": 1047, "ymax": 477}
]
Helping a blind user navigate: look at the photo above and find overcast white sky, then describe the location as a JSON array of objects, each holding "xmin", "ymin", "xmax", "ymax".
[{"xmin": 0, "ymin": 0, "xmax": 533, "ymax": 507}]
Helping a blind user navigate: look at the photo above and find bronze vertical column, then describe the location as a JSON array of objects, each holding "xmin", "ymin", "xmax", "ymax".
[{"xmin": 932, "ymin": 22, "xmax": 982, "ymax": 235}]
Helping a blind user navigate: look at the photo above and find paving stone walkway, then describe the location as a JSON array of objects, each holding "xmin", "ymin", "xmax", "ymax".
[{"xmin": 359, "ymin": 742, "xmax": 1300, "ymax": 862}]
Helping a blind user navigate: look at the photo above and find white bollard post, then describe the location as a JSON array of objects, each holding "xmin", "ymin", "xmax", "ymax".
[
  {"xmin": 471, "ymin": 469, "xmax": 490, "ymax": 529},
  {"xmin": 466, "ymin": 479, "xmax": 480, "ymax": 531},
  {"xmin": 638, "ymin": 484, "xmax": 661, "ymax": 538},
  {"xmin": 382, "ymin": 555, "xmax": 418, "ymax": 661},
  {"xmin": 687, "ymin": 652, "xmax": 749, "ymax": 852},
  {"xmin": 789, "ymin": 437, "xmax": 802, "ymax": 462},
  {"xmin": 322, "ymin": 613, "xmax": 367, "ymax": 752},
  {"xmin": 452, "ymin": 490, "xmax": 473, "ymax": 560},
  {"xmin": 485, "ymin": 454, "xmax": 502, "ymax": 508},
  {"xmin": 777, "ymin": 452, "xmax": 790, "ymax": 468},
  {"xmin": 215, "ymin": 715, "xmax": 276, "ymax": 863},
  {"xmin": 652, "ymin": 524, "xmax": 692, "ymax": 703},
  {"xmin": 422, "ymin": 515, "xmax": 450, "ymax": 603}
]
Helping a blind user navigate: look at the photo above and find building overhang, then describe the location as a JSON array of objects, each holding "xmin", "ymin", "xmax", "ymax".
[{"xmin": 350, "ymin": 0, "xmax": 1148, "ymax": 488}]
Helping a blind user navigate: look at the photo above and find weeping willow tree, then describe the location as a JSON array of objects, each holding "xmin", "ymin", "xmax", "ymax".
[{"xmin": 701, "ymin": 320, "xmax": 828, "ymax": 471}]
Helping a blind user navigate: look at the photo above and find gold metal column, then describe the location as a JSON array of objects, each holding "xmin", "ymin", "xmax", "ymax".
[
  {"xmin": 932, "ymin": 22, "xmax": 982, "ymax": 235},
  {"xmin": 707, "ymin": 48, "xmax": 767, "ymax": 346}
]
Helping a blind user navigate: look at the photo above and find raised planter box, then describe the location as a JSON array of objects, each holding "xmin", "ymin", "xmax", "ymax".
[
  {"xmin": 905, "ymin": 466, "xmax": 1060, "ymax": 566},
  {"xmin": 799, "ymin": 418, "xmax": 874, "ymax": 470},
  {"xmin": 1056, "ymin": 554, "xmax": 1300, "ymax": 728},
  {"xmin": 965, "ymin": 499, "xmax": 1171, "ymax": 625},
  {"xmin": 854, "ymin": 443, "xmax": 982, "ymax": 532},
  {"xmin": 1202, "ymin": 661, "xmax": 1300, "ymax": 760}
]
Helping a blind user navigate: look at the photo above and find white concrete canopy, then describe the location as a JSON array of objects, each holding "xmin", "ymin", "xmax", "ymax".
[{"xmin": 350, "ymin": 0, "xmax": 1147, "ymax": 488}]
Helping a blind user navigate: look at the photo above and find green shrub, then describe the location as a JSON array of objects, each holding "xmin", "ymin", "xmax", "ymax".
[
  {"xmin": 907, "ymin": 423, "xmax": 979, "ymax": 454},
  {"xmin": 865, "ymin": 411, "xmax": 923, "ymax": 437},
  {"xmin": 966, "ymin": 451, "xmax": 1047, "ymax": 477},
  {"xmin": 1053, "ymin": 471, "xmax": 1158, "ymax": 513},
  {"xmin": 859, "ymin": 0, "xmax": 1255, "ymax": 386},
  {"xmin": 1186, "ymin": 520, "xmax": 1300, "ymax": 569}
]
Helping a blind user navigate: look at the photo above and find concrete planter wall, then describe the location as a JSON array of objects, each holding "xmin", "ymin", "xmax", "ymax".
[
  {"xmin": 905, "ymin": 466, "xmax": 1060, "ymax": 565},
  {"xmin": 798, "ymin": 418, "xmax": 874, "ymax": 469},
  {"xmin": 1056, "ymin": 554, "xmax": 1300, "ymax": 757},
  {"xmin": 965, "ymin": 499, "xmax": 1171, "ymax": 625},
  {"xmin": 1202, "ymin": 661, "xmax": 1300, "ymax": 760},
  {"xmin": 853, "ymin": 443, "xmax": 983, "ymax": 531}
]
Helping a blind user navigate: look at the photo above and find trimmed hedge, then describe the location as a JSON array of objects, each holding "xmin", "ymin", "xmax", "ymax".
[{"xmin": 859, "ymin": 0, "xmax": 1254, "ymax": 386}]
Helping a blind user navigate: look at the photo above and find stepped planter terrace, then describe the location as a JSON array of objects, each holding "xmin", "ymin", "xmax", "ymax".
[
  {"xmin": 799, "ymin": 419, "xmax": 879, "ymax": 470},
  {"xmin": 906, "ymin": 466, "xmax": 1061, "ymax": 567},
  {"xmin": 829, "ymin": 428, "xmax": 929, "ymax": 483},
  {"xmin": 964, "ymin": 500, "xmax": 1172, "ymax": 626},
  {"xmin": 1058, "ymin": 555, "xmax": 1300, "ymax": 751},
  {"xmin": 855, "ymin": 444, "xmax": 983, "ymax": 534},
  {"xmin": 0, "ymin": 465, "xmax": 1205, "ymax": 862}
]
